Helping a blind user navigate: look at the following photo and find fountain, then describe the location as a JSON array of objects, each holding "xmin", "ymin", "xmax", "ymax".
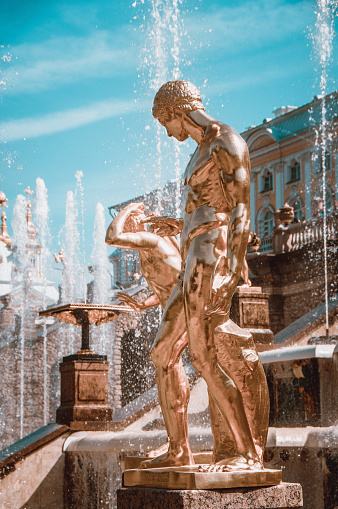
[
  {"xmin": 0, "ymin": 0, "xmax": 337, "ymax": 508},
  {"xmin": 311, "ymin": 0, "xmax": 338, "ymax": 337},
  {"xmin": 136, "ymin": 0, "xmax": 187, "ymax": 216},
  {"xmin": 34, "ymin": 178, "xmax": 52, "ymax": 426},
  {"xmin": 56, "ymin": 186, "xmax": 87, "ymax": 357},
  {"xmin": 11, "ymin": 193, "xmax": 29, "ymax": 440},
  {"xmin": 90, "ymin": 202, "xmax": 112, "ymax": 357},
  {"xmin": 39, "ymin": 301, "xmax": 132, "ymax": 430}
]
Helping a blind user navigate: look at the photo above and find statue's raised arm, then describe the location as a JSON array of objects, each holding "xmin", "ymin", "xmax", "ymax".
[{"xmin": 106, "ymin": 202, "xmax": 159, "ymax": 251}]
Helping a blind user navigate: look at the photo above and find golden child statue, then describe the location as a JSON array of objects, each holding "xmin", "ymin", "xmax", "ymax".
[
  {"xmin": 105, "ymin": 202, "xmax": 192, "ymax": 460},
  {"xmin": 140, "ymin": 80, "xmax": 269, "ymax": 472}
]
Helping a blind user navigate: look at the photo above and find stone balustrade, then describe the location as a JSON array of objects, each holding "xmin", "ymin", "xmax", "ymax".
[
  {"xmin": 256, "ymin": 212, "xmax": 338, "ymax": 255},
  {"xmin": 259, "ymin": 236, "xmax": 274, "ymax": 253}
]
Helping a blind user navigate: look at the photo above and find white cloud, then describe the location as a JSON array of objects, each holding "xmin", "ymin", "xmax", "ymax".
[
  {"xmin": 205, "ymin": 61, "xmax": 312, "ymax": 97},
  {"xmin": 1, "ymin": 1, "xmax": 311, "ymax": 97},
  {"xmin": 0, "ymin": 98, "xmax": 147, "ymax": 142},
  {"xmin": 186, "ymin": 0, "xmax": 311, "ymax": 55},
  {"xmin": 1, "ymin": 30, "xmax": 139, "ymax": 94},
  {"xmin": 2, "ymin": 1, "xmax": 311, "ymax": 96}
]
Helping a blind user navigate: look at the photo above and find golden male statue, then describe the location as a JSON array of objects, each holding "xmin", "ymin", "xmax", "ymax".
[{"xmin": 142, "ymin": 80, "xmax": 269, "ymax": 472}]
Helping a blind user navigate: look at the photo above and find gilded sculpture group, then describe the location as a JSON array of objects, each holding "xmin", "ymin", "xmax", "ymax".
[{"xmin": 106, "ymin": 81, "xmax": 269, "ymax": 472}]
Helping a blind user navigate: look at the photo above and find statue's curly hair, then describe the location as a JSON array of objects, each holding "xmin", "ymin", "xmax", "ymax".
[{"xmin": 152, "ymin": 80, "xmax": 205, "ymax": 121}]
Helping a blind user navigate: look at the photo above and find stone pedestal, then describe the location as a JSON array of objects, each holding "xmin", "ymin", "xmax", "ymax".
[
  {"xmin": 56, "ymin": 351, "xmax": 113, "ymax": 430},
  {"xmin": 117, "ymin": 483, "xmax": 303, "ymax": 509},
  {"xmin": 123, "ymin": 466, "xmax": 282, "ymax": 490},
  {"xmin": 231, "ymin": 286, "xmax": 274, "ymax": 347}
]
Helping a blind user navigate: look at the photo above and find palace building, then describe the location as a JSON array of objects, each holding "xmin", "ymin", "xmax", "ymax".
[{"xmin": 243, "ymin": 91, "xmax": 337, "ymax": 251}]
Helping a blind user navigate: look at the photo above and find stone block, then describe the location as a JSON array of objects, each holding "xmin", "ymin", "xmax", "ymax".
[
  {"xmin": 231, "ymin": 287, "xmax": 270, "ymax": 328},
  {"xmin": 78, "ymin": 373, "xmax": 107, "ymax": 401},
  {"xmin": 117, "ymin": 483, "xmax": 303, "ymax": 508},
  {"xmin": 230, "ymin": 287, "xmax": 274, "ymax": 346},
  {"xmin": 56, "ymin": 352, "xmax": 113, "ymax": 427}
]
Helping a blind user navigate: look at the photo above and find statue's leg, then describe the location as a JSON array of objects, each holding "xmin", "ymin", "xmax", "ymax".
[
  {"xmin": 213, "ymin": 320, "xmax": 269, "ymax": 465},
  {"xmin": 208, "ymin": 390, "xmax": 237, "ymax": 462},
  {"xmin": 140, "ymin": 285, "xmax": 193, "ymax": 468},
  {"xmin": 183, "ymin": 236, "xmax": 260, "ymax": 470}
]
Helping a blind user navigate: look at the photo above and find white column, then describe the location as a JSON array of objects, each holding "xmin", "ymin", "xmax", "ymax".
[
  {"xmin": 304, "ymin": 154, "xmax": 312, "ymax": 219},
  {"xmin": 250, "ymin": 176, "xmax": 256, "ymax": 232},
  {"xmin": 275, "ymin": 165, "xmax": 284, "ymax": 210}
]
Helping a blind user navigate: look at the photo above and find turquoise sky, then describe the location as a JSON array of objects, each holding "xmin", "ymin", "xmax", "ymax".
[{"xmin": 0, "ymin": 0, "xmax": 337, "ymax": 266}]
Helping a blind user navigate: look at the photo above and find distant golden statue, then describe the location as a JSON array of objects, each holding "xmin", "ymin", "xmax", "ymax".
[{"xmin": 140, "ymin": 80, "xmax": 269, "ymax": 472}]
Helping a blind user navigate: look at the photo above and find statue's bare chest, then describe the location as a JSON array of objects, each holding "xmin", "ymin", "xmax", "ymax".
[
  {"xmin": 184, "ymin": 145, "xmax": 229, "ymax": 209},
  {"xmin": 185, "ymin": 147, "xmax": 215, "ymax": 187}
]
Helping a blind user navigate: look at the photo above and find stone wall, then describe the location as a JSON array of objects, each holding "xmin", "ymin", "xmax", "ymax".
[
  {"xmin": 112, "ymin": 288, "xmax": 159, "ymax": 409},
  {"xmin": 0, "ymin": 325, "xmax": 81, "ymax": 449},
  {"xmin": 248, "ymin": 238, "xmax": 338, "ymax": 333}
]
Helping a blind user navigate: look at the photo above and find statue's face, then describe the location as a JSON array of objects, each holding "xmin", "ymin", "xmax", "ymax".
[
  {"xmin": 123, "ymin": 205, "xmax": 147, "ymax": 234},
  {"xmin": 134, "ymin": 212, "xmax": 147, "ymax": 232},
  {"xmin": 160, "ymin": 110, "xmax": 189, "ymax": 142}
]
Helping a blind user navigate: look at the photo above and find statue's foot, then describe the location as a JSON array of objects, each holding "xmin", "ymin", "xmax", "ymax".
[
  {"xmin": 146, "ymin": 440, "xmax": 169, "ymax": 458},
  {"xmin": 140, "ymin": 447, "xmax": 194, "ymax": 469},
  {"xmin": 198, "ymin": 455, "xmax": 263, "ymax": 473}
]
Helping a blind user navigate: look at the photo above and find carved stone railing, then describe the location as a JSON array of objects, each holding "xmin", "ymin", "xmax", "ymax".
[
  {"xmin": 272, "ymin": 212, "xmax": 338, "ymax": 255},
  {"xmin": 258, "ymin": 236, "xmax": 273, "ymax": 253}
]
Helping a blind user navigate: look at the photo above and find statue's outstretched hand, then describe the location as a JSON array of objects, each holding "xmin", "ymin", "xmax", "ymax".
[
  {"xmin": 142, "ymin": 216, "xmax": 183, "ymax": 237},
  {"xmin": 118, "ymin": 292, "xmax": 144, "ymax": 312}
]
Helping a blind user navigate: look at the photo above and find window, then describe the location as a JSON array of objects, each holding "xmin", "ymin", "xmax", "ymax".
[
  {"xmin": 312, "ymin": 149, "xmax": 331, "ymax": 174},
  {"xmin": 313, "ymin": 191, "xmax": 334, "ymax": 217},
  {"xmin": 258, "ymin": 208, "xmax": 274, "ymax": 238},
  {"xmin": 262, "ymin": 210, "xmax": 274, "ymax": 236},
  {"xmin": 261, "ymin": 171, "xmax": 273, "ymax": 192},
  {"xmin": 288, "ymin": 162, "xmax": 301, "ymax": 183},
  {"xmin": 325, "ymin": 150, "xmax": 331, "ymax": 171},
  {"xmin": 290, "ymin": 199, "xmax": 304, "ymax": 221}
]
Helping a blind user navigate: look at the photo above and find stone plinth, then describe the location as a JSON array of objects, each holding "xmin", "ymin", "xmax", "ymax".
[
  {"xmin": 123, "ymin": 466, "xmax": 282, "ymax": 490},
  {"xmin": 57, "ymin": 351, "xmax": 113, "ymax": 430},
  {"xmin": 231, "ymin": 286, "xmax": 274, "ymax": 346},
  {"xmin": 117, "ymin": 483, "xmax": 303, "ymax": 509}
]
